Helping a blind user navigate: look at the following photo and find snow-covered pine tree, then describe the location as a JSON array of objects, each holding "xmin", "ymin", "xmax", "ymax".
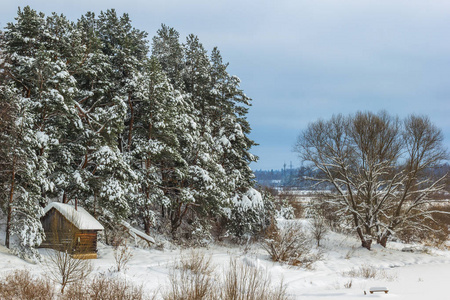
[
  {"xmin": 0, "ymin": 85, "xmax": 48, "ymax": 260},
  {"xmin": 151, "ymin": 26, "xmax": 260, "ymax": 238},
  {"xmin": 0, "ymin": 6, "xmax": 72, "ymax": 259},
  {"xmin": 69, "ymin": 10, "xmax": 141, "ymax": 221},
  {"xmin": 127, "ymin": 57, "xmax": 187, "ymax": 234},
  {"xmin": 180, "ymin": 34, "xmax": 226, "ymax": 227},
  {"xmin": 152, "ymin": 24, "xmax": 185, "ymax": 90},
  {"xmin": 208, "ymin": 48, "xmax": 261, "ymax": 237}
]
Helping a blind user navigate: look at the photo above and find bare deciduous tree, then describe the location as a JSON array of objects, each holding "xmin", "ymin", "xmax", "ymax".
[
  {"xmin": 44, "ymin": 214, "xmax": 93, "ymax": 294},
  {"xmin": 294, "ymin": 111, "xmax": 448, "ymax": 250},
  {"xmin": 112, "ymin": 238, "xmax": 133, "ymax": 272},
  {"xmin": 310, "ymin": 214, "xmax": 328, "ymax": 247}
]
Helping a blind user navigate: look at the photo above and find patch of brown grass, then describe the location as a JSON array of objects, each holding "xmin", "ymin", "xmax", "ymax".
[{"xmin": 0, "ymin": 269, "xmax": 55, "ymax": 300}]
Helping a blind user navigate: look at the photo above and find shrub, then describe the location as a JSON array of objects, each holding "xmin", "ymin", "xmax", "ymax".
[
  {"xmin": 262, "ymin": 220, "xmax": 315, "ymax": 267},
  {"xmin": 309, "ymin": 215, "xmax": 329, "ymax": 247},
  {"xmin": 276, "ymin": 190, "xmax": 303, "ymax": 219},
  {"xmin": 220, "ymin": 258, "xmax": 289, "ymax": 300},
  {"xmin": 176, "ymin": 250, "xmax": 215, "ymax": 276},
  {"xmin": 306, "ymin": 195, "xmax": 348, "ymax": 233},
  {"xmin": 162, "ymin": 251, "xmax": 290, "ymax": 300},
  {"xmin": 45, "ymin": 247, "xmax": 93, "ymax": 294},
  {"xmin": 162, "ymin": 250, "xmax": 217, "ymax": 300},
  {"xmin": 113, "ymin": 241, "xmax": 133, "ymax": 272},
  {"xmin": 395, "ymin": 204, "xmax": 450, "ymax": 247},
  {"xmin": 63, "ymin": 276, "xmax": 150, "ymax": 300},
  {"xmin": 0, "ymin": 270, "xmax": 55, "ymax": 300}
]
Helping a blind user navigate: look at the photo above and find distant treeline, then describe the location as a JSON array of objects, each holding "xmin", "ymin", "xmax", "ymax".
[
  {"xmin": 254, "ymin": 166, "xmax": 315, "ymax": 188},
  {"xmin": 255, "ymin": 163, "xmax": 450, "ymax": 190}
]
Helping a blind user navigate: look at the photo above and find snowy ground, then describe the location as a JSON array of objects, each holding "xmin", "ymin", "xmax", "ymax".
[{"xmin": 0, "ymin": 222, "xmax": 449, "ymax": 299}]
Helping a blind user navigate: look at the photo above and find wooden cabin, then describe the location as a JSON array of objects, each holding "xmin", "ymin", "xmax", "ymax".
[{"xmin": 40, "ymin": 202, "xmax": 104, "ymax": 259}]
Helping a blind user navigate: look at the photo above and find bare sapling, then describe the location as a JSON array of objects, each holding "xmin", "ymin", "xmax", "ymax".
[
  {"xmin": 44, "ymin": 213, "xmax": 93, "ymax": 294},
  {"xmin": 110, "ymin": 228, "xmax": 134, "ymax": 272},
  {"xmin": 310, "ymin": 214, "xmax": 329, "ymax": 247}
]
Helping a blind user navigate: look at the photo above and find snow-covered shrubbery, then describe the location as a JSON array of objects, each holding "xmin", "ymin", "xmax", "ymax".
[
  {"xmin": 263, "ymin": 220, "xmax": 318, "ymax": 268},
  {"xmin": 275, "ymin": 190, "xmax": 301, "ymax": 219},
  {"xmin": 226, "ymin": 188, "xmax": 269, "ymax": 240}
]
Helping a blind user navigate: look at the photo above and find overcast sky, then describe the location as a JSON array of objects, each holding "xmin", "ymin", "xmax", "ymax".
[{"xmin": 2, "ymin": 0, "xmax": 450, "ymax": 170}]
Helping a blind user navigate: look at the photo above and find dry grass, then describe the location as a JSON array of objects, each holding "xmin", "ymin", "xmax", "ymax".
[
  {"xmin": 341, "ymin": 264, "xmax": 397, "ymax": 281},
  {"xmin": 162, "ymin": 251, "xmax": 290, "ymax": 300},
  {"xmin": 0, "ymin": 269, "xmax": 55, "ymax": 300},
  {"xmin": 63, "ymin": 276, "xmax": 152, "ymax": 300},
  {"xmin": 0, "ymin": 269, "xmax": 151, "ymax": 300},
  {"xmin": 162, "ymin": 250, "xmax": 217, "ymax": 300},
  {"xmin": 176, "ymin": 250, "xmax": 215, "ymax": 276},
  {"xmin": 220, "ymin": 258, "xmax": 289, "ymax": 300},
  {"xmin": 163, "ymin": 267, "xmax": 216, "ymax": 300},
  {"xmin": 343, "ymin": 279, "xmax": 352, "ymax": 289}
]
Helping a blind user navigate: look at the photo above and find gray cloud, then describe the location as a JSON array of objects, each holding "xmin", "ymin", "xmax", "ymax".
[{"xmin": 2, "ymin": 0, "xmax": 449, "ymax": 169}]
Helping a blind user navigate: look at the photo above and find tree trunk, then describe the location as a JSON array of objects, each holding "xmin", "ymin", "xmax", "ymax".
[
  {"xmin": 5, "ymin": 155, "xmax": 17, "ymax": 249},
  {"xmin": 127, "ymin": 93, "xmax": 134, "ymax": 152},
  {"xmin": 356, "ymin": 227, "xmax": 372, "ymax": 250},
  {"xmin": 378, "ymin": 233, "xmax": 390, "ymax": 247},
  {"xmin": 144, "ymin": 218, "xmax": 151, "ymax": 235},
  {"xmin": 361, "ymin": 239, "xmax": 372, "ymax": 250},
  {"xmin": 353, "ymin": 213, "xmax": 372, "ymax": 250}
]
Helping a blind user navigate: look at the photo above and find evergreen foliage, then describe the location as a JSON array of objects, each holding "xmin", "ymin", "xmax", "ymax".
[{"xmin": 0, "ymin": 7, "xmax": 262, "ymax": 257}]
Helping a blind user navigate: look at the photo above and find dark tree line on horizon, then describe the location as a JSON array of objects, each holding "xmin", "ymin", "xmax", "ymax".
[{"xmin": 254, "ymin": 164, "xmax": 450, "ymax": 190}]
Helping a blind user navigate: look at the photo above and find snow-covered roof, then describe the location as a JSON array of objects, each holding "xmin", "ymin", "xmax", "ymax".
[
  {"xmin": 43, "ymin": 202, "xmax": 104, "ymax": 231},
  {"xmin": 121, "ymin": 220, "xmax": 155, "ymax": 244}
]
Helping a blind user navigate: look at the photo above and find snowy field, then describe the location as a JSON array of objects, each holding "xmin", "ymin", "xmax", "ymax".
[{"xmin": 1, "ymin": 222, "xmax": 449, "ymax": 300}]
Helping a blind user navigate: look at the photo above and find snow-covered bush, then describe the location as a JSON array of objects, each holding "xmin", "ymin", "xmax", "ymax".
[
  {"xmin": 275, "ymin": 202, "xmax": 295, "ymax": 220},
  {"xmin": 226, "ymin": 188, "xmax": 267, "ymax": 239},
  {"xmin": 263, "ymin": 220, "xmax": 316, "ymax": 267},
  {"xmin": 276, "ymin": 190, "xmax": 302, "ymax": 218}
]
